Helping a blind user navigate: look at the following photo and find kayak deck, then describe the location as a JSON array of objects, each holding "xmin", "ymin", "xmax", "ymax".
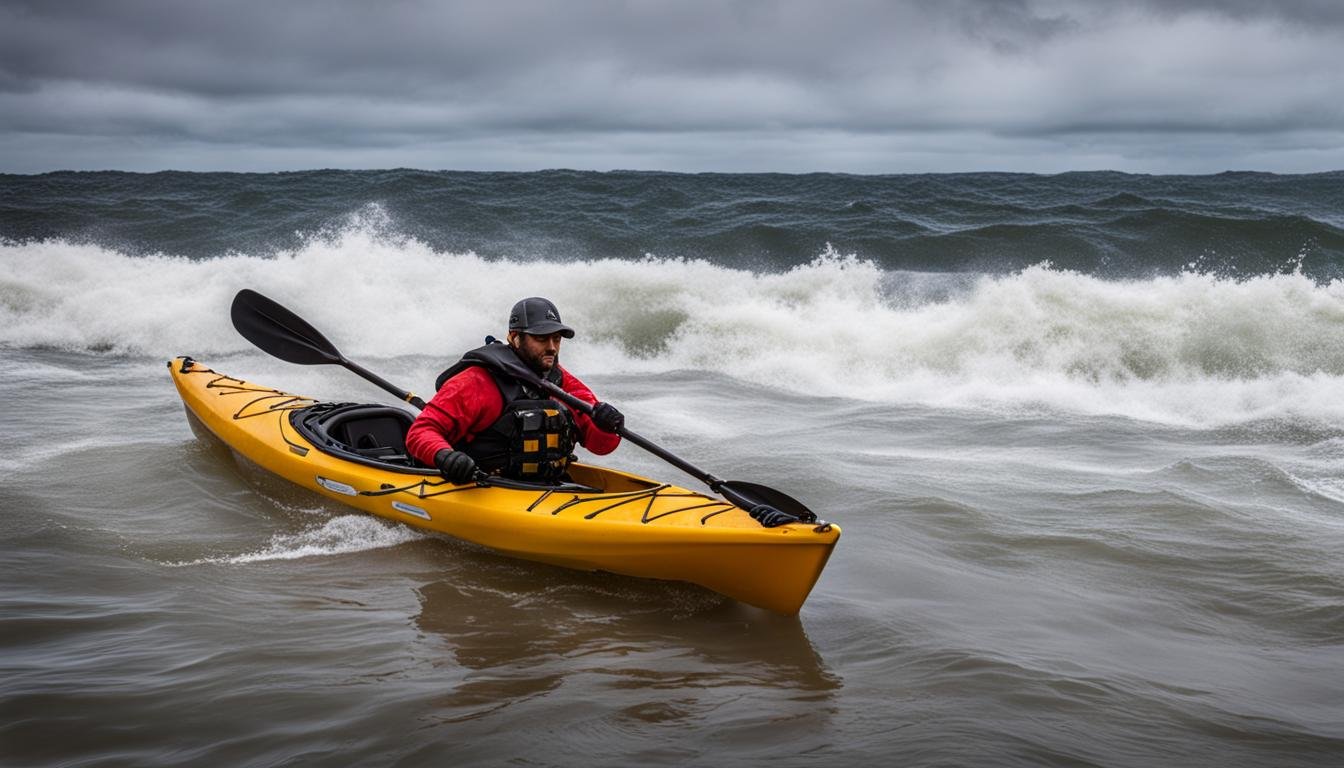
[{"xmin": 168, "ymin": 357, "xmax": 839, "ymax": 614}]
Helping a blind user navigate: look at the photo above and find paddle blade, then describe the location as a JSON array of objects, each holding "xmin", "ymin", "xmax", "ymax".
[
  {"xmin": 717, "ymin": 480, "xmax": 818, "ymax": 527},
  {"xmin": 230, "ymin": 289, "xmax": 343, "ymax": 366}
]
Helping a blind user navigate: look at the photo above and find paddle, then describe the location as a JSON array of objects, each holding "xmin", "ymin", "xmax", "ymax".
[
  {"xmin": 230, "ymin": 289, "xmax": 426, "ymax": 409},
  {"xmin": 230, "ymin": 289, "xmax": 819, "ymax": 527}
]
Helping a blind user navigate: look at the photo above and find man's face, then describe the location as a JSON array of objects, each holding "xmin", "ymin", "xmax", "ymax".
[{"xmin": 511, "ymin": 331, "xmax": 564, "ymax": 374}]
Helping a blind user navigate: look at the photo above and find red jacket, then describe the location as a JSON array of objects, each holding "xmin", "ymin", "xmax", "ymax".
[{"xmin": 405, "ymin": 364, "xmax": 620, "ymax": 467}]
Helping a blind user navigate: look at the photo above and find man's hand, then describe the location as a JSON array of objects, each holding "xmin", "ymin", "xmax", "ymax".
[
  {"xmin": 592, "ymin": 402, "xmax": 625, "ymax": 434},
  {"xmin": 434, "ymin": 448, "xmax": 477, "ymax": 484}
]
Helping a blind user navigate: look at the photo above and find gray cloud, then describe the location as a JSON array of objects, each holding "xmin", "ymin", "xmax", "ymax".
[
  {"xmin": 1, "ymin": 0, "xmax": 1342, "ymax": 173},
  {"xmin": 1133, "ymin": 0, "xmax": 1344, "ymax": 25}
]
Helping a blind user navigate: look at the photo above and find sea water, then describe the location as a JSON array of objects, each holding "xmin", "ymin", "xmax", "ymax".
[{"xmin": 2, "ymin": 170, "xmax": 1342, "ymax": 766}]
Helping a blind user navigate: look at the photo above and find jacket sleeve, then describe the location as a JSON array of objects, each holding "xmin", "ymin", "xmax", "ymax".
[
  {"xmin": 405, "ymin": 367, "xmax": 505, "ymax": 467},
  {"xmin": 559, "ymin": 367, "xmax": 622, "ymax": 456}
]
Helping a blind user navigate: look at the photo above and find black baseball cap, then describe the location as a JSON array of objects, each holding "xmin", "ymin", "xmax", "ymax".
[{"xmin": 508, "ymin": 297, "xmax": 575, "ymax": 338}]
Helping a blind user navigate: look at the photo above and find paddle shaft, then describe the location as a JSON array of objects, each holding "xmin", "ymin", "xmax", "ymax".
[{"xmin": 343, "ymin": 356, "xmax": 426, "ymax": 410}]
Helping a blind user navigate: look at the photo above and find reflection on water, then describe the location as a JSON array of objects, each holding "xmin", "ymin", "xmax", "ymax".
[{"xmin": 411, "ymin": 563, "xmax": 842, "ymax": 729}]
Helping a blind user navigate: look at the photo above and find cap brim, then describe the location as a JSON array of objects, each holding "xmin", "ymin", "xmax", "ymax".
[{"xmin": 521, "ymin": 321, "xmax": 575, "ymax": 338}]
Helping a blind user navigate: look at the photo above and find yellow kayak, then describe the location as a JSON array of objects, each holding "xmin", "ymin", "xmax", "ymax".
[{"xmin": 169, "ymin": 356, "xmax": 839, "ymax": 614}]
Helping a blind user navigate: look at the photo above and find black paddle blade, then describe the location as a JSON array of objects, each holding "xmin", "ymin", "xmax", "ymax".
[
  {"xmin": 231, "ymin": 289, "xmax": 343, "ymax": 366},
  {"xmin": 717, "ymin": 480, "xmax": 818, "ymax": 527}
]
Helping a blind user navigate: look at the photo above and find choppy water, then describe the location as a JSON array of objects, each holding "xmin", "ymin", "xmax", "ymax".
[{"xmin": 2, "ymin": 170, "xmax": 1343, "ymax": 766}]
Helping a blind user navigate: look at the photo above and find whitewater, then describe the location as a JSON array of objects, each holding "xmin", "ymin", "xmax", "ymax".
[{"xmin": 5, "ymin": 217, "xmax": 1344, "ymax": 428}]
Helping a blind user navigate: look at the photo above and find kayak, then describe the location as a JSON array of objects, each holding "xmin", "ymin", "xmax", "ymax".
[{"xmin": 168, "ymin": 356, "xmax": 839, "ymax": 614}]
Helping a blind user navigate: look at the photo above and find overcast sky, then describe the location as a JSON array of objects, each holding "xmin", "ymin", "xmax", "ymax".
[{"xmin": 2, "ymin": 0, "xmax": 1342, "ymax": 174}]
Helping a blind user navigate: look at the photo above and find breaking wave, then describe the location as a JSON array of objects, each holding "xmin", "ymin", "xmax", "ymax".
[{"xmin": 5, "ymin": 215, "xmax": 1344, "ymax": 428}]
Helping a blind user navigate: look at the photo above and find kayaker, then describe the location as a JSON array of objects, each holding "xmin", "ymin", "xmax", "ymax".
[{"xmin": 406, "ymin": 297, "xmax": 624, "ymax": 483}]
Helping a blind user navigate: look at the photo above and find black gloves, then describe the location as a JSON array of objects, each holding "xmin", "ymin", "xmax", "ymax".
[
  {"xmin": 592, "ymin": 401, "xmax": 625, "ymax": 434},
  {"xmin": 434, "ymin": 449, "xmax": 477, "ymax": 484}
]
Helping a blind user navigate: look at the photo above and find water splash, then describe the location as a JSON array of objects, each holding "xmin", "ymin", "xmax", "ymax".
[{"xmin": 170, "ymin": 514, "xmax": 423, "ymax": 566}]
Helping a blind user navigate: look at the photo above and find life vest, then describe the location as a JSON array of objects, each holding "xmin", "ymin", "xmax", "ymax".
[{"xmin": 435, "ymin": 342, "xmax": 578, "ymax": 481}]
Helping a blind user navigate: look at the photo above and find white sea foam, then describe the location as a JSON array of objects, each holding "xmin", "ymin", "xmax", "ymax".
[
  {"xmin": 5, "ymin": 217, "xmax": 1344, "ymax": 428},
  {"xmin": 172, "ymin": 514, "xmax": 423, "ymax": 566}
]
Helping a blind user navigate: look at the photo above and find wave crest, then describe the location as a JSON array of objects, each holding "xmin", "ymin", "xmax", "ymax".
[{"xmin": 5, "ymin": 223, "xmax": 1344, "ymax": 427}]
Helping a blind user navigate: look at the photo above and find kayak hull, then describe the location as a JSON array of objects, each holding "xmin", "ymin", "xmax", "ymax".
[{"xmin": 168, "ymin": 357, "xmax": 839, "ymax": 614}]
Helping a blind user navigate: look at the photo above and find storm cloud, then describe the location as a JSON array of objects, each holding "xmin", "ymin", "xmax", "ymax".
[{"xmin": 1, "ymin": 0, "xmax": 1341, "ymax": 173}]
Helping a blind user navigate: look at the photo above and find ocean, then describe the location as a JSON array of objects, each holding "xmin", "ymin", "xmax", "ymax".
[{"xmin": 2, "ymin": 169, "xmax": 1342, "ymax": 767}]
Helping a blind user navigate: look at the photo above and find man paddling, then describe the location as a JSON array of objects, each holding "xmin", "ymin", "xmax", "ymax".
[{"xmin": 406, "ymin": 297, "xmax": 624, "ymax": 483}]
